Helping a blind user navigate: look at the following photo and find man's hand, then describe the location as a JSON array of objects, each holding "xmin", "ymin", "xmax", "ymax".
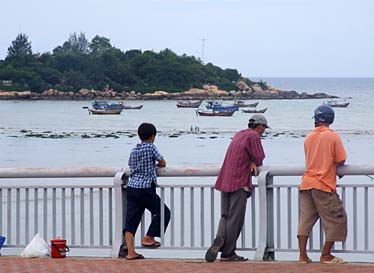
[{"xmin": 250, "ymin": 163, "xmax": 258, "ymax": 177}]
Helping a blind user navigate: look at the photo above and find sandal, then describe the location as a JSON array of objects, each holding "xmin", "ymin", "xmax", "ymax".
[
  {"xmin": 220, "ymin": 254, "xmax": 248, "ymax": 262},
  {"xmin": 321, "ymin": 256, "xmax": 346, "ymax": 264},
  {"xmin": 141, "ymin": 241, "xmax": 161, "ymax": 248},
  {"xmin": 125, "ymin": 253, "xmax": 145, "ymax": 260}
]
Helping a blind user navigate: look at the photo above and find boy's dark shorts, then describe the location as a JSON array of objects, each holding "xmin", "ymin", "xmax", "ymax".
[{"xmin": 124, "ymin": 184, "xmax": 160, "ymax": 235}]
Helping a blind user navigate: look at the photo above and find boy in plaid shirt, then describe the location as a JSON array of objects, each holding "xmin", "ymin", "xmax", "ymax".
[{"xmin": 123, "ymin": 123, "xmax": 170, "ymax": 260}]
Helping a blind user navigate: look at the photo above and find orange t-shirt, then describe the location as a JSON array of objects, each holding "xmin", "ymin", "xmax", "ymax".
[{"xmin": 300, "ymin": 126, "xmax": 347, "ymax": 193}]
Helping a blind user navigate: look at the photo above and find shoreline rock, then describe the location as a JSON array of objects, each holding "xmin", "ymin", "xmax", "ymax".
[{"xmin": 0, "ymin": 86, "xmax": 338, "ymax": 101}]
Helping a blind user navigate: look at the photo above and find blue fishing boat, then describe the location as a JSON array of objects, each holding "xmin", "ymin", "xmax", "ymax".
[
  {"xmin": 205, "ymin": 101, "xmax": 239, "ymax": 112},
  {"xmin": 92, "ymin": 100, "xmax": 123, "ymax": 110}
]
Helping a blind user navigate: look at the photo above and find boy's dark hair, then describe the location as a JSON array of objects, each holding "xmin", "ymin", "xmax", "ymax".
[{"xmin": 138, "ymin": 123, "xmax": 157, "ymax": 140}]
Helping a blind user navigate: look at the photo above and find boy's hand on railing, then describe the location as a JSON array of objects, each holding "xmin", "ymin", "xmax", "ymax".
[
  {"xmin": 157, "ymin": 159, "xmax": 166, "ymax": 168},
  {"xmin": 250, "ymin": 163, "xmax": 258, "ymax": 177}
]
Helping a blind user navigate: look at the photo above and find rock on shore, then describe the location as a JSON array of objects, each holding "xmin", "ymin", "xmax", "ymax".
[{"xmin": 0, "ymin": 82, "xmax": 337, "ymax": 100}]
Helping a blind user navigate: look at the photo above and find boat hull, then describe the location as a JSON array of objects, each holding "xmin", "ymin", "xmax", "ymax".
[
  {"xmin": 196, "ymin": 110, "xmax": 235, "ymax": 116},
  {"xmin": 88, "ymin": 108, "xmax": 123, "ymax": 115},
  {"xmin": 241, "ymin": 107, "xmax": 267, "ymax": 113},
  {"xmin": 122, "ymin": 105, "xmax": 143, "ymax": 109},
  {"xmin": 176, "ymin": 100, "xmax": 202, "ymax": 108},
  {"xmin": 327, "ymin": 102, "xmax": 350, "ymax": 108},
  {"xmin": 234, "ymin": 101, "xmax": 259, "ymax": 108}
]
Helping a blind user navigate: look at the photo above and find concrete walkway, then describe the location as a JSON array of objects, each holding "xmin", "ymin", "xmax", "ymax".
[{"xmin": 0, "ymin": 257, "xmax": 374, "ymax": 273}]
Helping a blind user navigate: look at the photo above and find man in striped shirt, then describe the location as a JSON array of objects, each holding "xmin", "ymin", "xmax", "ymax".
[{"xmin": 205, "ymin": 114, "xmax": 268, "ymax": 262}]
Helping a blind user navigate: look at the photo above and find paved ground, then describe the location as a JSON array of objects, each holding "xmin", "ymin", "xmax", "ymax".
[{"xmin": 0, "ymin": 257, "xmax": 374, "ymax": 273}]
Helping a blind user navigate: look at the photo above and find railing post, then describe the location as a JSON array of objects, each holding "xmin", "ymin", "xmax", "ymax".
[
  {"xmin": 254, "ymin": 171, "xmax": 275, "ymax": 261},
  {"xmin": 265, "ymin": 175, "xmax": 275, "ymax": 260},
  {"xmin": 110, "ymin": 172, "xmax": 127, "ymax": 258}
]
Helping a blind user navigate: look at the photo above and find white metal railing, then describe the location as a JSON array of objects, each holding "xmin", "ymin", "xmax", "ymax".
[{"xmin": 1, "ymin": 165, "xmax": 374, "ymax": 260}]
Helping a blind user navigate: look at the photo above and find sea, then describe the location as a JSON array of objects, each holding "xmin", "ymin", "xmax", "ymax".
[
  {"xmin": 1, "ymin": 77, "xmax": 374, "ymax": 170},
  {"xmin": 1, "ymin": 77, "xmax": 374, "ymax": 261}
]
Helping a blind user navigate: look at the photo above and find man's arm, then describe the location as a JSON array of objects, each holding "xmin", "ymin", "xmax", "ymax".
[
  {"xmin": 337, "ymin": 160, "xmax": 345, "ymax": 166},
  {"xmin": 249, "ymin": 136, "xmax": 265, "ymax": 167},
  {"xmin": 250, "ymin": 162, "xmax": 259, "ymax": 177}
]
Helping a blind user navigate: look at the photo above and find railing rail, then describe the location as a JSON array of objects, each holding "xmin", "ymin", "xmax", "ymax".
[{"xmin": 1, "ymin": 164, "xmax": 374, "ymax": 260}]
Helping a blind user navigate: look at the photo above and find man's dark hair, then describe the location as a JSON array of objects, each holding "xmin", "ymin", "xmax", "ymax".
[
  {"xmin": 248, "ymin": 122, "xmax": 261, "ymax": 129},
  {"xmin": 138, "ymin": 123, "xmax": 157, "ymax": 140}
]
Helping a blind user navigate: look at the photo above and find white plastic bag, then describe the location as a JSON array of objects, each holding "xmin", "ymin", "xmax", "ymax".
[{"xmin": 20, "ymin": 233, "xmax": 50, "ymax": 258}]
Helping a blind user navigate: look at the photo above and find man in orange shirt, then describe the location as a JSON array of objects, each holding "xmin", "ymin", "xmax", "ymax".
[{"xmin": 298, "ymin": 105, "xmax": 347, "ymax": 264}]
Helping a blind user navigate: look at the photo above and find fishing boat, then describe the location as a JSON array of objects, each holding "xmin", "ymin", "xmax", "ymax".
[
  {"xmin": 324, "ymin": 100, "xmax": 350, "ymax": 108},
  {"xmin": 233, "ymin": 100, "xmax": 259, "ymax": 108},
  {"xmin": 91, "ymin": 100, "xmax": 143, "ymax": 110},
  {"xmin": 92, "ymin": 100, "xmax": 123, "ymax": 110},
  {"xmin": 196, "ymin": 109, "xmax": 235, "ymax": 117},
  {"xmin": 241, "ymin": 107, "xmax": 268, "ymax": 113},
  {"xmin": 87, "ymin": 108, "xmax": 123, "ymax": 115},
  {"xmin": 176, "ymin": 100, "xmax": 202, "ymax": 108},
  {"xmin": 206, "ymin": 101, "xmax": 239, "ymax": 112},
  {"xmin": 122, "ymin": 104, "xmax": 143, "ymax": 109}
]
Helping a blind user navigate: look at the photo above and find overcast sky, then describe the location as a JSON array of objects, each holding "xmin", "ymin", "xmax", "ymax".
[{"xmin": 0, "ymin": 0, "xmax": 373, "ymax": 77}]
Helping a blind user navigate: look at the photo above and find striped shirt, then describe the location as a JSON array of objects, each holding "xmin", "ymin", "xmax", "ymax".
[
  {"xmin": 127, "ymin": 142, "xmax": 163, "ymax": 188},
  {"xmin": 215, "ymin": 129, "xmax": 265, "ymax": 193}
]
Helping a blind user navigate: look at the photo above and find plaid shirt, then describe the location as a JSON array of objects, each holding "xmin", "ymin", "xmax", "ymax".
[
  {"xmin": 127, "ymin": 142, "xmax": 164, "ymax": 188},
  {"xmin": 215, "ymin": 128, "xmax": 265, "ymax": 193}
]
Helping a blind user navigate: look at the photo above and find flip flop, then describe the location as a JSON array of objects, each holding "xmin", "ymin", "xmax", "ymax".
[
  {"xmin": 141, "ymin": 241, "xmax": 161, "ymax": 248},
  {"xmin": 321, "ymin": 256, "xmax": 346, "ymax": 264},
  {"xmin": 220, "ymin": 254, "xmax": 248, "ymax": 262},
  {"xmin": 125, "ymin": 254, "xmax": 145, "ymax": 260},
  {"xmin": 299, "ymin": 257, "xmax": 312, "ymax": 264}
]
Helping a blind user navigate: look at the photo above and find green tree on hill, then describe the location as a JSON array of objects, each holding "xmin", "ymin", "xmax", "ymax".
[
  {"xmin": 6, "ymin": 33, "xmax": 33, "ymax": 66},
  {"xmin": 0, "ymin": 32, "xmax": 262, "ymax": 93},
  {"xmin": 90, "ymin": 35, "xmax": 112, "ymax": 54}
]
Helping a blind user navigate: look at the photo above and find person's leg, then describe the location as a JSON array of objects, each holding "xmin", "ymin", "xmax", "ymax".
[
  {"xmin": 123, "ymin": 188, "xmax": 146, "ymax": 258},
  {"xmin": 313, "ymin": 190, "xmax": 347, "ymax": 263},
  {"xmin": 142, "ymin": 204, "xmax": 170, "ymax": 246},
  {"xmin": 220, "ymin": 189, "xmax": 247, "ymax": 259},
  {"xmin": 141, "ymin": 185, "xmax": 171, "ymax": 244},
  {"xmin": 297, "ymin": 190, "xmax": 319, "ymax": 263},
  {"xmin": 205, "ymin": 192, "xmax": 229, "ymax": 262},
  {"xmin": 215, "ymin": 192, "xmax": 230, "ymax": 241},
  {"xmin": 320, "ymin": 241, "xmax": 335, "ymax": 262},
  {"xmin": 297, "ymin": 235, "xmax": 309, "ymax": 263},
  {"xmin": 124, "ymin": 231, "xmax": 136, "ymax": 258}
]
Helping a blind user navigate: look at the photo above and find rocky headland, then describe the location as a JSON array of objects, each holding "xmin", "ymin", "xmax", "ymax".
[{"xmin": 0, "ymin": 80, "xmax": 337, "ymax": 101}]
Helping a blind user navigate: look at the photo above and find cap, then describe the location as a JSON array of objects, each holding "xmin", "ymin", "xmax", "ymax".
[{"xmin": 249, "ymin": 114, "xmax": 270, "ymax": 128}]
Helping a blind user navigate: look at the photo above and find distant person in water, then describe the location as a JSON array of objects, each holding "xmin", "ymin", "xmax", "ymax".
[
  {"xmin": 297, "ymin": 105, "xmax": 347, "ymax": 264},
  {"xmin": 205, "ymin": 114, "xmax": 268, "ymax": 262},
  {"xmin": 123, "ymin": 123, "xmax": 170, "ymax": 260}
]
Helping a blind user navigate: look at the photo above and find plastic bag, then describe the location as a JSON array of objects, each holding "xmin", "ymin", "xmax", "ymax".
[{"xmin": 20, "ymin": 233, "xmax": 50, "ymax": 258}]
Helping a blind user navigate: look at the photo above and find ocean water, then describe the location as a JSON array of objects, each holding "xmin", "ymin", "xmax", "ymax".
[
  {"xmin": 1, "ymin": 78, "xmax": 374, "ymax": 261},
  {"xmin": 1, "ymin": 77, "xmax": 374, "ymax": 170}
]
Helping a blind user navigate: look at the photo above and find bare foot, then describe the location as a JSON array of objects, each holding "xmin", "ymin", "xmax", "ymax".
[
  {"xmin": 142, "ymin": 235, "xmax": 157, "ymax": 245},
  {"xmin": 320, "ymin": 254, "xmax": 335, "ymax": 263},
  {"xmin": 299, "ymin": 256, "xmax": 312, "ymax": 264}
]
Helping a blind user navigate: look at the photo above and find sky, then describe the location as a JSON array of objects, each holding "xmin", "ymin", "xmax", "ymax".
[{"xmin": 0, "ymin": 0, "xmax": 373, "ymax": 77}]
